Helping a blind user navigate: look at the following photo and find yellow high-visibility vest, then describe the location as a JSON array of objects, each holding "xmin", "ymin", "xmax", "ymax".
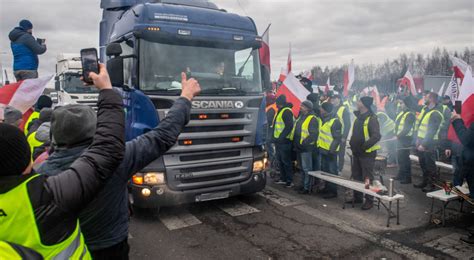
[
  {"xmin": 290, "ymin": 115, "xmax": 317, "ymax": 144},
  {"xmin": 317, "ymin": 117, "xmax": 340, "ymax": 152},
  {"xmin": 417, "ymin": 109, "xmax": 443, "ymax": 140},
  {"xmin": 273, "ymin": 107, "xmax": 293, "ymax": 139},
  {"xmin": 395, "ymin": 111, "xmax": 414, "ymax": 137},
  {"xmin": 361, "ymin": 116, "xmax": 381, "ymax": 153},
  {"xmin": 376, "ymin": 111, "xmax": 395, "ymax": 136}
]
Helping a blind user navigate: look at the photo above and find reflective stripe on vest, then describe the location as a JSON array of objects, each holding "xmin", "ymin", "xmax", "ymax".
[
  {"xmin": 363, "ymin": 116, "xmax": 381, "ymax": 152},
  {"xmin": 24, "ymin": 111, "xmax": 40, "ymax": 136},
  {"xmin": 376, "ymin": 112, "xmax": 395, "ymax": 136},
  {"xmin": 317, "ymin": 118, "xmax": 340, "ymax": 152},
  {"xmin": 415, "ymin": 106, "xmax": 427, "ymax": 132},
  {"xmin": 27, "ymin": 132, "xmax": 44, "ymax": 159},
  {"xmin": 395, "ymin": 111, "xmax": 414, "ymax": 136},
  {"xmin": 290, "ymin": 115, "xmax": 317, "ymax": 144},
  {"xmin": 265, "ymin": 104, "xmax": 278, "ymax": 127},
  {"xmin": 273, "ymin": 107, "xmax": 293, "ymax": 139},
  {"xmin": 417, "ymin": 109, "xmax": 443, "ymax": 140},
  {"xmin": 0, "ymin": 174, "xmax": 91, "ymax": 259},
  {"xmin": 336, "ymin": 105, "xmax": 348, "ymax": 133}
]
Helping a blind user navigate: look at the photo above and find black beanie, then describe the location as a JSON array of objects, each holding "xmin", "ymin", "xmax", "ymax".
[
  {"xmin": 276, "ymin": 95, "xmax": 287, "ymax": 106},
  {"xmin": 307, "ymin": 93, "xmax": 319, "ymax": 102},
  {"xmin": 36, "ymin": 95, "xmax": 53, "ymax": 111},
  {"xmin": 0, "ymin": 123, "xmax": 31, "ymax": 176},
  {"xmin": 321, "ymin": 102, "xmax": 334, "ymax": 113},
  {"xmin": 360, "ymin": 96, "xmax": 374, "ymax": 110}
]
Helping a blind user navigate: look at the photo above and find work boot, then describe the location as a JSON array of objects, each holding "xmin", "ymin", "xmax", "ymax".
[
  {"xmin": 361, "ymin": 200, "xmax": 373, "ymax": 210},
  {"xmin": 413, "ymin": 181, "xmax": 427, "ymax": 189},
  {"xmin": 422, "ymin": 184, "xmax": 436, "ymax": 193}
]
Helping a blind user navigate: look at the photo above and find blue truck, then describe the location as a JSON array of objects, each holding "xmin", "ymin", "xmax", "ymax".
[{"xmin": 100, "ymin": 0, "xmax": 268, "ymax": 210}]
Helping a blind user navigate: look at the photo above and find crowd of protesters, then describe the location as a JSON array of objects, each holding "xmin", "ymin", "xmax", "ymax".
[{"xmin": 265, "ymin": 76, "xmax": 474, "ymax": 214}]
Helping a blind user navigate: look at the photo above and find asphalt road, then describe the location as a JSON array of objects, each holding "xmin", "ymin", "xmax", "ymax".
[{"xmin": 129, "ymin": 166, "xmax": 474, "ymax": 259}]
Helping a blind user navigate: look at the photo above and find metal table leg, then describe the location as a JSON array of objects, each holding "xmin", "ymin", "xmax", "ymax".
[
  {"xmin": 397, "ymin": 199, "xmax": 400, "ymax": 225},
  {"xmin": 429, "ymin": 198, "xmax": 435, "ymax": 224},
  {"xmin": 442, "ymin": 202, "xmax": 447, "ymax": 226},
  {"xmin": 386, "ymin": 201, "xmax": 392, "ymax": 227}
]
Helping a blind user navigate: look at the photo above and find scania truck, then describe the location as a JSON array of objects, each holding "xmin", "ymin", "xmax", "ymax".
[
  {"xmin": 100, "ymin": 0, "xmax": 268, "ymax": 210},
  {"xmin": 52, "ymin": 53, "xmax": 99, "ymax": 107}
]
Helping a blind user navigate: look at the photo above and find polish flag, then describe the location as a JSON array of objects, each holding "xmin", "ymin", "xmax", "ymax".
[
  {"xmin": 399, "ymin": 69, "xmax": 417, "ymax": 96},
  {"xmin": 324, "ymin": 77, "xmax": 330, "ymax": 94},
  {"xmin": 276, "ymin": 72, "xmax": 310, "ymax": 116},
  {"xmin": 448, "ymin": 66, "xmax": 474, "ymax": 143},
  {"xmin": 287, "ymin": 43, "xmax": 292, "ymax": 73},
  {"xmin": 259, "ymin": 27, "xmax": 271, "ymax": 73},
  {"xmin": 278, "ymin": 67, "xmax": 288, "ymax": 82},
  {"xmin": 450, "ymin": 56, "xmax": 469, "ymax": 81},
  {"xmin": 343, "ymin": 60, "xmax": 355, "ymax": 97},
  {"xmin": 301, "ymin": 70, "xmax": 314, "ymax": 81},
  {"xmin": 0, "ymin": 76, "xmax": 53, "ymax": 130}
]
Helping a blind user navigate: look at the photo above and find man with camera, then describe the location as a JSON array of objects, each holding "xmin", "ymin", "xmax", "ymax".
[{"xmin": 8, "ymin": 19, "xmax": 47, "ymax": 81}]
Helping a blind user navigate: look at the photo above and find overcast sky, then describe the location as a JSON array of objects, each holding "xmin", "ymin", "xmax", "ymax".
[{"xmin": 1, "ymin": 0, "xmax": 473, "ymax": 83}]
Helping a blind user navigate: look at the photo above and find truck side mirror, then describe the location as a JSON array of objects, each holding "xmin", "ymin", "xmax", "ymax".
[
  {"xmin": 55, "ymin": 80, "xmax": 60, "ymax": 91},
  {"xmin": 106, "ymin": 43, "xmax": 123, "ymax": 57},
  {"xmin": 107, "ymin": 57, "xmax": 124, "ymax": 87}
]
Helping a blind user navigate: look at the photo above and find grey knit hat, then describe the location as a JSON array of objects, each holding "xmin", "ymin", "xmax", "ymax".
[{"xmin": 51, "ymin": 105, "xmax": 97, "ymax": 148}]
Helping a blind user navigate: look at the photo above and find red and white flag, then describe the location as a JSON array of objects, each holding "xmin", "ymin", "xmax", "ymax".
[
  {"xmin": 399, "ymin": 69, "xmax": 417, "ymax": 96},
  {"xmin": 278, "ymin": 67, "xmax": 288, "ymax": 82},
  {"xmin": 448, "ymin": 73, "xmax": 459, "ymax": 104},
  {"xmin": 450, "ymin": 55, "xmax": 469, "ymax": 81},
  {"xmin": 343, "ymin": 60, "xmax": 355, "ymax": 97},
  {"xmin": 448, "ymin": 66, "xmax": 474, "ymax": 143},
  {"xmin": 259, "ymin": 26, "xmax": 271, "ymax": 73},
  {"xmin": 0, "ymin": 75, "xmax": 53, "ymax": 130},
  {"xmin": 276, "ymin": 72, "xmax": 310, "ymax": 116},
  {"xmin": 324, "ymin": 76, "xmax": 330, "ymax": 94}
]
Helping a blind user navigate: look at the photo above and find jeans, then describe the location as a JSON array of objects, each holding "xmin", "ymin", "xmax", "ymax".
[
  {"xmin": 321, "ymin": 152, "xmax": 338, "ymax": 194},
  {"xmin": 312, "ymin": 150, "xmax": 321, "ymax": 171},
  {"xmin": 298, "ymin": 151, "xmax": 313, "ymax": 191},
  {"xmin": 14, "ymin": 70, "xmax": 38, "ymax": 81},
  {"xmin": 397, "ymin": 140, "xmax": 411, "ymax": 181},
  {"xmin": 461, "ymin": 161, "xmax": 474, "ymax": 198},
  {"xmin": 275, "ymin": 142, "xmax": 293, "ymax": 184},
  {"xmin": 452, "ymin": 155, "xmax": 463, "ymax": 186},
  {"xmin": 417, "ymin": 149, "xmax": 438, "ymax": 185},
  {"xmin": 351, "ymin": 154, "xmax": 376, "ymax": 202},
  {"xmin": 338, "ymin": 142, "xmax": 346, "ymax": 172}
]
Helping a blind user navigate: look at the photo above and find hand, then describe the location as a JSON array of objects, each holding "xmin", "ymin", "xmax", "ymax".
[
  {"xmin": 417, "ymin": 145, "xmax": 425, "ymax": 152},
  {"xmin": 82, "ymin": 63, "xmax": 112, "ymax": 90},
  {"xmin": 445, "ymin": 149, "xmax": 452, "ymax": 157},
  {"xmin": 180, "ymin": 72, "xmax": 201, "ymax": 101},
  {"xmin": 451, "ymin": 111, "xmax": 461, "ymax": 121}
]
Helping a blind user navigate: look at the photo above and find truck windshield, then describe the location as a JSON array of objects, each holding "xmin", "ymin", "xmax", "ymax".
[
  {"xmin": 139, "ymin": 40, "xmax": 262, "ymax": 95},
  {"xmin": 63, "ymin": 74, "xmax": 99, "ymax": 94}
]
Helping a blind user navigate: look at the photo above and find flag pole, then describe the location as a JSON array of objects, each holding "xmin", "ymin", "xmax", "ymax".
[{"xmin": 261, "ymin": 23, "xmax": 271, "ymax": 37}]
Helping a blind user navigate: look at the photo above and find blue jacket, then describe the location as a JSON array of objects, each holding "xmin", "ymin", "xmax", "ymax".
[
  {"xmin": 36, "ymin": 97, "xmax": 191, "ymax": 250},
  {"xmin": 9, "ymin": 27, "xmax": 46, "ymax": 71}
]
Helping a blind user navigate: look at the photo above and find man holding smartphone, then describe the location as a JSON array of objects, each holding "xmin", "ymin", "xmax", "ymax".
[{"xmin": 8, "ymin": 19, "xmax": 47, "ymax": 81}]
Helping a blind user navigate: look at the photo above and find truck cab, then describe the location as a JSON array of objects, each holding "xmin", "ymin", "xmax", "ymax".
[
  {"xmin": 100, "ymin": 0, "xmax": 267, "ymax": 210},
  {"xmin": 53, "ymin": 53, "xmax": 99, "ymax": 107}
]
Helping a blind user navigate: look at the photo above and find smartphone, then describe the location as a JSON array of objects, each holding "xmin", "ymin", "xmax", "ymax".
[
  {"xmin": 36, "ymin": 38, "xmax": 45, "ymax": 45},
  {"xmin": 454, "ymin": 101, "xmax": 462, "ymax": 114},
  {"xmin": 80, "ymin": 48, "xmax": 99, "ymax": 84}
]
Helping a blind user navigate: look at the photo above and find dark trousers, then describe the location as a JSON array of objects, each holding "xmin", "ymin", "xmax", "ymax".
[
  {"xmin": 417, "ymin": 149, "xmax": 438, "ymax": 185},
  {"xmin": 351, "ymin": 154, "xmax": 375, "ymax": 202},
  {"xmin": 452, "ymin": 155, "xmax": 463, "ymax": 186},
  {"xmin": 397, "ymin": 141, "xmax": 412, "ymax": 181},
  {"xmin": 461, "ymin": 160, "xmax": 474, "ymax": 198},
  {"xmin": 90, "ymin": 238, "xmax": 129, "ymax": 260},
  {"xmin": 321, "ymin": 152, "xmax": 338, "ymax": 194},
  {"xmin": 275, "ymin": 142, "xmax": 293, "ymax": 184},
  {"xmin": 312, "ymin": 150, "xmax": 321, "ymax": 171},
  {"xmin": 338, "ymin": 142, "xmax": 346, "ymax": 172}
]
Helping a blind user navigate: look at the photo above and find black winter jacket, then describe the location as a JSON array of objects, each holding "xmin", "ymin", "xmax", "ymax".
[
  {"xmin": 0, "ymin": 89, "xmax": 125, "ymax": 246},
  {"xmin": 452, "ymin": 119, "xmax": 474, "ymax": 164},
  {"xmin": 350, "ymin": 110, "xmax": 381, "ymax": 156}
]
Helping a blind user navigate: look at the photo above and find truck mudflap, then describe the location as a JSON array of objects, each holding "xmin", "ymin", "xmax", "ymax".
[{"xmin": 129, "ymin": 172, "xmax": 266, "ymax": 209}]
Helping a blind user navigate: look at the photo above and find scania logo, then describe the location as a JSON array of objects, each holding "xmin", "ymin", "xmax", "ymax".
[{"xmin": 192, "ymin": 100, "xmax": 245, "ymax": 109}]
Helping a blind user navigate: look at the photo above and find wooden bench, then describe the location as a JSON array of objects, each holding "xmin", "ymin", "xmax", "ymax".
[
  {"xmin": 409, "ymin": 155, "xmax": 453, "ymax": 172},
  {"xmin": 426, "ymin": 186, "xmax": 469, "ymax": 226},
  {"xmin": 309, "ymin": 171, "xmax": 404, "ymax": 227}
]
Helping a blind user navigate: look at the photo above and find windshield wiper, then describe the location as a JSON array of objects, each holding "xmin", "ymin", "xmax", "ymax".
[{"xmin": 200, "ymin": 87, "xmax": 248, "ymax": 96}]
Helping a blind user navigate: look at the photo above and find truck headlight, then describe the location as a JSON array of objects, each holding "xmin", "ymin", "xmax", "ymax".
[
  {"xmin": 253, "ymin": 160, "xmax": 265, "ymax": 173},
  {"xmin": 144, "ymin": 172, "xmax": 165, "ymax": 185}
]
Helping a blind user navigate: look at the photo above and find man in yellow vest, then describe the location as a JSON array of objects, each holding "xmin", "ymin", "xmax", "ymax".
[
  {"xmin": 317, "ymin": 102, "xmax": 342, "ymax": 199},
  {"xmin": 24, "ymin": 95, "xmax": 52, "ymax": 136},
  {"xmin": 291, "ymin": 101, "xmax": 319, "ymax": 194},
  {"xmin": 265, "ymin": 92, "xmax": 278, "ymax": 169},
  {"xmin": 349, "ymin": 96, "xmax": 381, "ymax": 210},
  {"xmin": 330, "ymin": 94, "xmax": 351, "ymax": 172},
  {"xmin": 414, "ymin": 92, "xmax": 443, "ymax": 192},
  {"xmin": 394, "ymin": 96, "xmax": 417, "ymax": 184},
  {"xmin": 273, "ymin": 95, "xmax": 294, "ymax": 187},
  {"xmin": 0, "ymin": 64, "xmax": 125, "ymax": 259},
  {"xmin": 375, "ymin": 108, "xmax": 397, "ymax": 167}
]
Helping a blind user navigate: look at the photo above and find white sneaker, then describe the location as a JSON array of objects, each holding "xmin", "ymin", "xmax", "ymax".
[
  {"xmin": 275, "ymin": 180, "xmax": 286, "ymax": 185},
  {"xmin": 285, "ymin": 183, "xmax": 294, "ymax": 188}
]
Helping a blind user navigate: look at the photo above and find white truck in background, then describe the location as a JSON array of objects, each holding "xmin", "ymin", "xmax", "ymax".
[{"xmin": 52, "ymin": 53, "xmax": 98, "ymax": 107}]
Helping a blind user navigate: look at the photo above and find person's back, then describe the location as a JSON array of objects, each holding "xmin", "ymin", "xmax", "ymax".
[
  {"xmin": 0, "ymin": 64, "xmax": 125, "ymax": 259},
  {"xmin": 9, "ymin": 20, "xmax": 47, "ymax": 81}
]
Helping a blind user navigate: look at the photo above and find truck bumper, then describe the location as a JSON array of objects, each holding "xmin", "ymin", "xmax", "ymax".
[{"xmin": 129, "ymin": 172, "xmax": 266, "ymax": 209}]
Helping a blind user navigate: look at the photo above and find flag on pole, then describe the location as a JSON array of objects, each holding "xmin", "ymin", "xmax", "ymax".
[
  {"xmin": 324, "ymin": 76, "xmax": 330, "ymax": 94},
  {"xmin": 448, "ymin": 66, "xmax": 474, "ymax": 143},
  {"xmin": 450, "ymin": 55, "xmax": 469, "ymax": 81},
  {"xmin": 399, "ymin": 69, "xmax": 417, "ymax": 96},
  {"xmin": 343, "ymin": 59, "xmax": 355, "ymax": 97},
  {"xmin": 287, "ymin": 43, "xmax": 292, "ymax": 73},
  {"xmin": 258, "ymin": 25, "xmax": 271, "ymax": 73},
  {"xmin": 276, "ymin": 72, "xmax": 310, "ymax": 116},
  {"xmin": 448, "ymin": 73, "xmax": 459, "ymax": 105},
  {"xmin": 0, "ymin": 75, "xmax": 53, "ymax": 130},
  {"xmin": 437, "ymin": 82, "xmax": 446, "ymax": 97},
  {"xmin": 278, "ymin": 67, "xmax": 287, "ymax": 82}
]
